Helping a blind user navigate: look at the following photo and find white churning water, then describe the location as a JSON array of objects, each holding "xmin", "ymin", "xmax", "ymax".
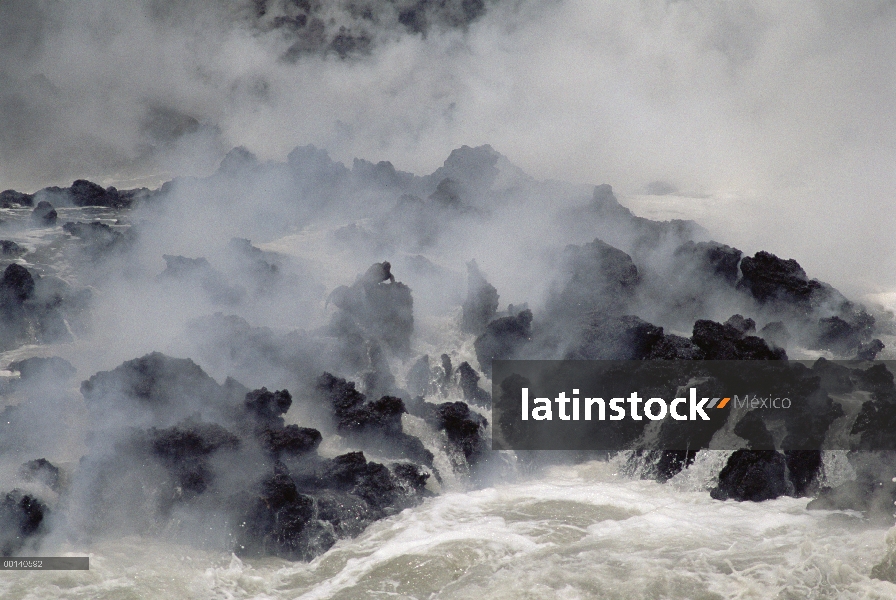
[{"xmin": 2, "ymin": 459, "xmax": 894, "ymax": 600}]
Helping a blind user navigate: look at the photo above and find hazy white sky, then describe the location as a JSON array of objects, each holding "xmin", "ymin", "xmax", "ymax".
[{"xmin": 1, "ymin": 0, "xmax": 894, "ymax": 292}]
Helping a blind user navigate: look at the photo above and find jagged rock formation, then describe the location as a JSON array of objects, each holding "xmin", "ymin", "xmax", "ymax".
[
  {"xmin": 63, "ymin": 221, "xmax": 134, "ymax": 258},
  {"xmin": 33, "ymin": 179, "xmax": 148, "ymax": 208},
  {"xmin": 710, "ymin": 450, "xmax": 790, "ymax": 502},
  {"xmin": 0, "ymin": 264, "xmax": 87, "ymax": 351},
  {"xmin": 3, "ymin": 141, "xmax": 896, "ymax": 560},
  {"xmin": 691, "ymin": 318, "xmax": 787, "ymax": 360},
  {"xmin": 328, "ymin": 262, "xmax": 414, "ymax": 358},
  {"xmin": 548, "ymin": 238, "xmax": 640, "ymax": 322},
  {"xmin": 673, "ymin": 241, "xmax": 743, "ymax": 285},
  {"xmin": 31, "ymin": 201, "xmax": 57, "ymax": 226},
  {"xmin": 249, "ymin": 0, "xmax": 492, "ymax": 61},
  {"xmin": 473, "ymin": 309, "xmax": 532, "ymax": 375},
  {"xmin": 0, "ymin": 241, "xmax": 26, "ymax": 257},
  {"xmin": 72, "ymin": 352, "xmax": 440, "ymax": 561},
  {"xmin": 0, "ymin": 490, "xmax": 49, "ymax": 556},
  {"xmin": 315, "ymin": 372, "xmax": 434, "ymax": 467}
]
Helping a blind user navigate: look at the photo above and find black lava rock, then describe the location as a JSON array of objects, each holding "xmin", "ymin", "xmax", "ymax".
[
  {"xmin": 328, "ymin": 262, "xmax": 414, "ymax": 357},
  {"xmin": 80, "ymin": 352, "xmax": 234, "ymax": 425},
  {"xmin": 0, "ymin": 264, "xmax": 35, "ymax": 306},
  {"xmin": 738, "ymin": 251, "xmax": 827, "ymax": 306},
  {"xmin": 710, "ymin": 450, "xmax": 790, "ymax": 501},
  {"xmin": 692, "ymin": 319, "xmax": 787, "ymax": 360},
  {"xmin": 316, "ymin": 373, "xmax": 434, "ymax": 466},
  {"xmin": 473, "ymin": 309, "xmax": 532, "ymax": 376},
  {"xmin": 567, "ymin": 313, "xmax": 665, "ymax": 360},
  {"xmin": 63, "ymin": 221, "xmax": 132, "ymax": 257},
  {"xmin": 237, "ymin": 468, "xmax": 330, "ymax": 561},
  {"xmin": 258, "ymin": 425, "xmax": 322, "ymax": 457},
  {"xmin": 549, "ymin": 238, "xmax": 640, "ymax": 321},
  {"xmin": 673, "ymin": 241, "xmax": 742, "ymax": 285},
  {"xmin": 0, "ymin": 241, "xmax": 25, "ymax": 257},
  {"xmin": 244, "ymin": 387, "xmax": 293, "ymax": 426},
  {"xmin": 435, "ymin": 401, "xmax": 487, "ymax": 462},
  {"xmin": 69, "ymin": 179, "xmax": 131, "ymax": 208},
  {"xmin": 457, "ymin": 361, "xmax": 491, "ymax": 407},
  {"xmin": 30, "ymin": 201, "xmax": 57, "ymax": 226},
  {"xmin": 0, "ymin": 490, "xmax": 48, "ymax": 556},
  {"xmin": 0, "ymin": 190, "xmax": 34, "ymax": 208}
]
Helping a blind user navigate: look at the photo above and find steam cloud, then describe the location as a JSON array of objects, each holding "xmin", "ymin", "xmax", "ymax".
[{"xmin": 2, "ymin": 1, "xmax": 895, "ymax": 290}]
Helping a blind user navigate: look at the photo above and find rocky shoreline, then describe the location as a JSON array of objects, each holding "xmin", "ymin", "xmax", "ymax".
[{"xmin": 1, "ymin": 145, "xmax": 895, "ymax": 576}]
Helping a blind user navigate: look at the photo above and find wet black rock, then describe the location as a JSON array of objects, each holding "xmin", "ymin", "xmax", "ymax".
[
  {"xmin": 0, "ymin": 264, "xmax": 35, "ymax": 306},
  {"xmin": 473, "ymin": 309, "xmax": 532, "ymax": 376},
  {"xmin": 0, "ymin": 190, "xmax": 34, "ymax": 208},
  {"xmin": 68, "ymin": 179, "xmax": 132, "ymax": 208},
  {"xmin": 738, "ymin": 251, "xmax": 829, "ymax": 306},
  {"xmin": 461, "ymin": 259, "xmax": 499, "ymax": 335},
  {"xmin": 645, "ymin": 333, "xmax": 704, "ymax": 360},
  {"xmin": 673, "ymin": 241, "xmax": 743, "ymax": 285},
  {"xmin": 312, "ymin": 452, "xmax": 429, "ymax": 517},
  {"xmin": 549, "ymin": 239, "xmax": 640, "ymax": 321},
  {"xmin": 733, "ymin": 411, "xmax": 776, "ymax": 450},
  {"xmin": 566, "ymin": 313, "xmax": 665, "ymax": 360},
  {"xmin": 315, "ymin": 373, "xmax": 434, "ymax": 466},
  {"xmin": 149, "ymin": 421, "xmax": 241, "ymax": 461},
  {"xmin": 725, "ymin": 314, "xmax": 756, "ymax": 335},
  {"xmin": 33, "ymin": 180, "xmax": 146, "ymax": 208},
  {"xmin": 0, "ymin": 490, "xmax": 48, "ymax": 556},
  {"xmin": 328, "ymin": 262, "xmax": 414, "ymax": 357},
  {"xmin": 145, "ymin": 420, "xmax": 241, "ymax": 497},
  {"xmin": 80, "ymin": 353, "xmax": 236, "ymax": 426},
  {"xmin": 652, "ymin": 451, "xmax": 698, "ymax": 483},
  {"xmin": 258, "ymin": 425, "xmax": 322, "ymax": 457},
  {"xmin": 692, "ymin": 319, "xmax": 787, "ymax": 360},
  {"xmin": 0, "ymin": 264, "xmax": 84, "ymax": 350},
  {"xmin": 30, "ymin": 201, "xmax": 57, "ymax": 226},
  {"xmin": 811, "ymin": 307, "xmax": 881, "ymax": 358},
  {"xmin": 784, "ymin": 450, "xmax": 823, "ymax": 497},
  {"xmin": 237, "ymin": 467, "xmax": 332, "ymax": 561},
  {"xmin": 457, "ymin": 361, "xmax": 491, "ymax": 408},
  {"xmin": 0, "ymin": 241, "xmax": 26, "ymax": 257},
  {"xmin": 244, "ymin": 387, "xmax": 293, "ymax": 426},
  {"xmin": 18, "ymin": 459, "xmax": 61, "ymax": 493},
  {"xmin": 435, "ymin": 401, "xmax": 487, "ymax": 463},
  {"xmin": 237, "ymin": 451, "xmax": 429, "ymax": 561},
  {"xmin": 850, "ymin": 398, "xmax": 896, "ymax": 452},
  {"xmin": 63, "ymin": 221, "xmax": 133, "ymax": 257},
  {"xmin": 710, "ymin": 450, "xmax": 790, "ymax": 501}
]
